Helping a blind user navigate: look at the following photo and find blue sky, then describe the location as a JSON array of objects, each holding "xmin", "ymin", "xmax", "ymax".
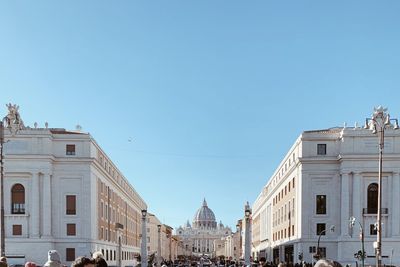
[{"xmin": 1, "ymin": 1, "xmax": 400, "ymax": 229}]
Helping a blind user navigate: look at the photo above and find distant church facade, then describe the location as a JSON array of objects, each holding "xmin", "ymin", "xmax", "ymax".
[{"xmin": 176, "ymin": 199, "xmax": 231, "ymax": 257}]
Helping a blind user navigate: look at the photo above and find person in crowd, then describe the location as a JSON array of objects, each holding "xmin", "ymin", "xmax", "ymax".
[
  {"xmin": 25, "ymin": 262, "xmax": 37, "ymax": 267},
  {"xmin": 0, "ymin": 257, "xmax": 7, "ymax": 267},
  {"xmin": 314, "ymin": 260, "xmax": 341, "ymax": 267},
  {"xmin": 258, "ymin": 258, "xmax": 266, "ymax": 267},
  {"xmin": 92, "ymin": 251, "xmax": 108, "ymax": 267},
  {"xmin": 71, "ymin": 257, "xmax": 95, "ymax": 267},
  {"xmin": 44, "ymin": 250, "xmax": 63, "ymax": 267}
]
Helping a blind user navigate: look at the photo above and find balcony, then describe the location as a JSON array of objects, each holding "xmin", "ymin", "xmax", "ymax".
[{"xmin": 362, "ymin": 208, "xmax": 388, "ymax": 215}]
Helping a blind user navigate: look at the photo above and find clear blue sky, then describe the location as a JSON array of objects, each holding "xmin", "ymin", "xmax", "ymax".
[{"xmin": 1, "ymin": 1, "xmax": 400, "ymax": 230}]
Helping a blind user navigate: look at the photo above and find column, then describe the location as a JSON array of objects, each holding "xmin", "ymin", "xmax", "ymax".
[
  {"xmin": 392, "ymin": 172, "xmax": 400, "ymax": 236},
  {"xmin": 42, "ymin": 173, "xmax": 52, "ymax": 237},
  {"xmin": 340, "ymin": 173, "xmax": 350, "ymax": 237},
  {"xmin": 352, "ymin": 172, "xmax": 362, "ymax": 220},
  {"xmin": 30, "ymin": 172, "xmax": 40, "ymax": 237}
]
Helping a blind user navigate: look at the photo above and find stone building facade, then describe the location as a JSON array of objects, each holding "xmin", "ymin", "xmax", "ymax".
[
  {"xmin": 1, "ymin": 105, "xmax": 147, "ymax": 266},
  {"xmin": 251, "ymin": 109, "xmax": 400, "ymax": 265},
  {"xmin": 176, "ymin": 199, "xmax": 231, "ymax": 258}
]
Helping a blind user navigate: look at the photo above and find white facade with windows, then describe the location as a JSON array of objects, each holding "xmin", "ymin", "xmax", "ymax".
[
  {"xmin": 176, "ymin": 199, "xmax": 231, "ymax": 258},
  {"xmin": 252, "ymin": 122, "xmax": 400, "ymax": 265},
  {"xmin": 1, "ymin": 107, "xmax": 147, "ymax": 266}
]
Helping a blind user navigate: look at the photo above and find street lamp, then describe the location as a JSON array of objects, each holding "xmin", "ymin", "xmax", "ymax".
[
  {"xmin": 167, "ymin": 232, "xmax": 172, "ymax": 263},
  {"xmin": 349, "ymin": 216, "xmax": 365, "ymax": 267},
  {"xmin": 141, "ymin": 209, "xmax": 148, "ymax": 267},
  {"xmin": 364, "ymin": 106, "xmax": 399, "ymax": 267},
  {"xmin": 314, "ymin": 225, "xmax": 335, "ymax": 260},
  {"xmin": 157, "ymin": 224, "xmax": 162, "ymax": 267},
  {"xmin": 244, "ymin": 202, "xmax": 252, "ymax": 266},
  {"xmin": 236, "ymin": 223, "xmax": 241, "ymax": 261},
  {"xmin": 1, "ymin": 104, "xmax": 23, "ymax": 257}
]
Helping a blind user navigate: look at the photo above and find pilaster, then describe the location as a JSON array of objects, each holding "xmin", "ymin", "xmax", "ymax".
[
  {"xmin": 392, "ymin": 172, "xmax": 400, "ymax": 236},
  {"xmin": 352, "ymin": 172, "xmax": 362, "ymax": 220},
  {"xmin": 30, "ymin": 172, "xmax": 40, "ymax": 238},
  {"xmin": 340, "ymin": 173, "xmax": 350, "ymax": 237},
  {"xmin": 42, "ymin": 173, "xmax": 52, "ymax": 237}
]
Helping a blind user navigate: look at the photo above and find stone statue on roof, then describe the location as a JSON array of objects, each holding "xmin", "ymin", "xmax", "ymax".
[{"xmin": 4, "ymin": 103, "xmax": 24, "ymax": 134}]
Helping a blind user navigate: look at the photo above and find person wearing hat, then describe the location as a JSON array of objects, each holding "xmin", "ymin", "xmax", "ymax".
[{"xmin": 44, "ymin": 250, "xmax": 63, "ymax": 267}]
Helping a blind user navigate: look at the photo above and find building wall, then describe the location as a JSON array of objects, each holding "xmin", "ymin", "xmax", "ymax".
[
  {"xmin": 176, "ymin": 225, "xmax": 231, "ymax": 257},
  {"xmin": 3, "ymin": 127, "xmax": 147, "ymax": 266},
  {"xmin": 252, "ymin": 126, "xmax": 400, "ymax": 265},
  {"xmin": 147, "ymin": 214, "xmax": 162, "ymax": 258}
]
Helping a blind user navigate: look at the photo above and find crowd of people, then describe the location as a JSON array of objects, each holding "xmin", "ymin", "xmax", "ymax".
[{"xmin": 0, "ymin": 250, "xmax": 109, "ymax": 267}]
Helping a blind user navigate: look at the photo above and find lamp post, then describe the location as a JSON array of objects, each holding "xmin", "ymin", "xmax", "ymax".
[
  {"xmin": 0, "ymin": 120, "xmax": 5, "ymax": 257},
  {"xmin": 236, "ymin": 223, "xmax": 241, "ymax": 261},
  {"xmin": 364, "ymin": 106, "xmax": 399, "ymax": 267},
  {"xmin": 244, "ymin": 202, "xmax": 252, "ymax": 266},
  {"xmin": 141, "ymin": 209, "xmax": 148, "ymax": 267},
  {"xmin": 314, "ymin": 225, "xmax": 335, "ymax": 260},
  {"xmin": 1, "ymin": 104, "xmax": 23, "ymax": 257},
  {"xmin": 157, "ymin": 224, "xmax": 162, "ymax": 267},
  {"xmin": 349, "ymin": 216, "xmax": 365, "ymax": 267}
]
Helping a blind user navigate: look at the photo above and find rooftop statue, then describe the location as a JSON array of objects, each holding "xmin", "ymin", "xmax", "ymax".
[{"xmin": 4, "ymin": 103, "xmax": 24, "ymax": 134}]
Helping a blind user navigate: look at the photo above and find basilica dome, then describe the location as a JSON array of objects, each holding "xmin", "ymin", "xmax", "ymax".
[{"xmin": 193, "ymin": 199, "xmax": 217, "ymax": 229}]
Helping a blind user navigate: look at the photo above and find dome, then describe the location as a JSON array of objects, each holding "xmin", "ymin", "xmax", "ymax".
[{"xmin": 193, "ymin": 199, "xmax": 217, "ymax": 229}]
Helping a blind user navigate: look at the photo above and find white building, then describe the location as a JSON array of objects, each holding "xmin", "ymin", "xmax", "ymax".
[
  {"xmin": 175, "ymin": 199, "xmax": 231, "ymax": 258},
  {"xmin": 223, "ymin": 231, "xmax": 240, "ymax": 261},
  {"xmin": 1, "ymin": 105, "xmax": 147, "ymax": 266},
  {"xmin": 252, "ymin": 109, "xmax": 400, "ymax": 265},
  {"xmin": 147, "ymin": 214, "xmax": 175, "ymax": 263}
]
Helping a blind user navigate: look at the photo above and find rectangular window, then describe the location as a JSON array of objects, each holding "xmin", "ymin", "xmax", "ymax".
[
  {"xmin": 66, "ymin": 144, "xmax": 76, "ymax": 155},
  {"xmin": 370, "ymin": 224, "xmax": 377, "ymax": 235},
  {"xmin": 66, "ymin": 195, "xmax": 76, "ymax": 215},
  {"xmin": 65, "ymin": 195, "xmax": 76, "ymax": 215},
  {"xmin": 317, "ymin": 223, "xmax": 326, "ymax": 235},
  {"xmin": 316, "ymin": 195, "xmax": 327, "ymax": 214},
  {"xmin": 292, "ymin": 198, "xmax": 295, "ymax": 217},
  {"xmin": 67, "ymin": 223, "xmax": 76, "ymax": 236},
  {"xmin": 66, "ymin": 248, "xmax": 75, "ymax": 261},
  {"xmin": 317, "ymin": 144, "xmax": 327, "ymax": 155},
  {"xmin": 12, "ymin": 225, "xmax": 22, "ymax": 235}
]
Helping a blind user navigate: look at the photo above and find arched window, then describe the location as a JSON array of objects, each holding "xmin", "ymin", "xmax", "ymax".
[
  {"xmin": 367, "ymin": 183, "xmax": 378, "ymax": 214},
  {"xmin": 11, "ymin": 184, "xmax": 25, "ymax": 214}
]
